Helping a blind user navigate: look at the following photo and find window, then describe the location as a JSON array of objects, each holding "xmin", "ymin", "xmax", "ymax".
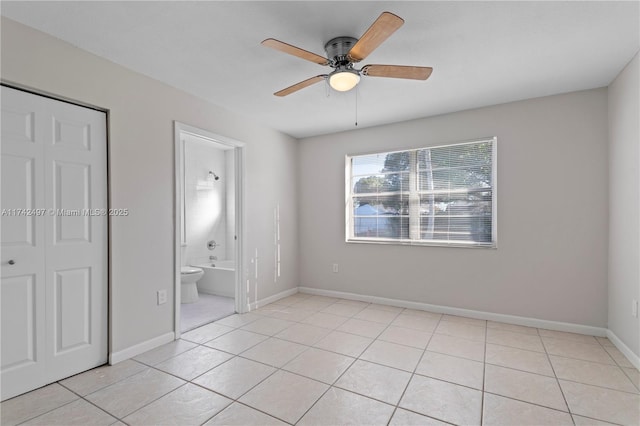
[{"xmin": 346, "ymin": 138, "xmax": 496, "ymax": 248}]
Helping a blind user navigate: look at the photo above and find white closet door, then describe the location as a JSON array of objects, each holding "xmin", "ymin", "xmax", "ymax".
[
  {"xmin": 1, "ymin": 86, "xmax": 108, "ymax": 400},
  {"xmin": 0, "ymin": 86, "xmax": 48, "ymax": 400}
]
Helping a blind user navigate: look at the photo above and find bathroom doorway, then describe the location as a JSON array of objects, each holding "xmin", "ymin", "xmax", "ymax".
[{"xmin": 174, "ymin": 122, "xmax": 245, "ymax": 336}]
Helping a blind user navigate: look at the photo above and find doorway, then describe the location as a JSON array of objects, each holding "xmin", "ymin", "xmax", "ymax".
[
  {"xmin": 1, "ymin": 85, "xmax": 108, "ymax": 400},
  {"xmin": 174, "ymin": 122, "xmax": 245, "ymax": 336}
]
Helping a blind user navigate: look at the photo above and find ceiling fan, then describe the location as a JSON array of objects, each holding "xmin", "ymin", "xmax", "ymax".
[{"xmin": 262, "ymin": 11, "xmax": 433, "ymax": 97}]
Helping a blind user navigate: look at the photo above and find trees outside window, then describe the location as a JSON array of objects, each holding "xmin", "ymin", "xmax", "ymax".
[{"xmin": 348, "ymin": 138, "xmax": 496, "ymax": 247}]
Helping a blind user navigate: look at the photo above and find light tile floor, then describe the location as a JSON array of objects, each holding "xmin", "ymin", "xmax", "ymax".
[
  {"xmin": 2, "ymin": 293, "xmax": 639, "ymax": 425},
  {"xmin": 181, "ymin": 294, "xmax": 235, "ymax": 333}
]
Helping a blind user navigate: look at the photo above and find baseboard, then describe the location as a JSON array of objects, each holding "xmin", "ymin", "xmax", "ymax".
[
  {"xmin": 298, "ymin": 286, "xmax": 608, "ymax": 337},
  {"xmin": 247, "ymin": 287, "xmax": 298, "ymax": 311},
  {"xmin": 606, "ymin": 329, "xmax": 640, "ymax": 370},
  {"xmin": 109, "ymin": 331, "xmax": 175, "ymax": 365}
]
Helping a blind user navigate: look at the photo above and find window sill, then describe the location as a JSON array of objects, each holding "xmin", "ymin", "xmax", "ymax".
[{"xmin": 346, "ymin": 238, "xmax": 497, "ymax": 249}]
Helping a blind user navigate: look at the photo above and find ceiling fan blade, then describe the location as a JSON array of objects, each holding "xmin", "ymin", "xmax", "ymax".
[
  {"xmin": 274, "ymin": 75, "xmax": 326, "ymax": 97},
  {"xmin": 262, "ymin": 38, "xmax": 330, "ymax": 66},
  {"xmin": 348, "ymin": 12, "xmax": 404, "ymax": 62},
  {"xmin": 362, "ymin": 65, "xmax": 433, "ymax": 80}
]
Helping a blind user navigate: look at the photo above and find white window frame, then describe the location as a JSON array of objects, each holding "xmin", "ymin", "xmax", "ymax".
[{"xmin": 345, "ymin": 137, "xmax": 497, "ymax": 248}]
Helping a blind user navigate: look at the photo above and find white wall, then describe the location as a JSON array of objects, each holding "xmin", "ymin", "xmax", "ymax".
[
  {"xmin": 608, "ymin": 52, "xmax": 640, "ymax": 357},
  {"xmin": 0, "ymin": 18, "xmax": 299, "ymax": 354},
  {"xmin": 225, "ymin": 149, "xmax": 236, "ymax": 262},
  {"xmin": 183, "ymin": 138, "xmax": 227, "ymax": 265},
  {"xmin": 299, "ymin": 89, "xmax": 609, "ymax": 327}
]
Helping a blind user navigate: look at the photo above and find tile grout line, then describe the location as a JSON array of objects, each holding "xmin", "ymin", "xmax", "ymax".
[
  {"xmin": 199, "ymin": 322, "xmax": 325, "ymax": 425},
  {"xmin": 538, "ymin": 327, "xmax": 576, "ymax": 426},
  {"xmin": 16, "ymin": 366, "xmax": 166, "ymax": 426},
  {"xmin": 11, "ymin": 389, "xmax": 80, "ymax": 426},
  {"xmin": 386, "ymin": 311, "xmax": 447, "ymax": 426},
  {"xmin": 480, "ymin": 319, "xmax": 488, "ymax": 425},
  {"xmin": 155, "ymin": 342, "xmax": 294, "ymax": 425},
  {"xmin": 286, "ymin": 297, "xmax": 397, "ymax": 424},
  {"xmin": 289, "ymin": 302, "xmax": 404, "ymax": 424},
  {"xmin": 595, "ymin": 335, "xmax": 636, "ymax": 371},
  {"xmin": 111, "ymin": 381, "xmax": 193, "ymax": 425},
  {"xmin": 482, "ymin": 390, "xmax": 598, "ymax": 416},
  {"xmin": 481, "ymin": 364, "xmax": 640, "ymax": 396},
  {"xmin": 337, "ymin": 307, "xmax": 407, "ymax": 421},
  {"xmin": 56, "ymin": 382, "xmax": 129, "ymax": 425},
  {"xmin": 191, "ymin": 370, "xmax": 294, "ymax": 426}
]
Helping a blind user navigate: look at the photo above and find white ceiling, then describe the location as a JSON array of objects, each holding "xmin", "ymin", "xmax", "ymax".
[{"xmin": 2, "ymin": 1, "xmax": 638, "ymax": 138}]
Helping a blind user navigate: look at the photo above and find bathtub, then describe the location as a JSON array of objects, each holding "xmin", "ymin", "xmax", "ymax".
[{"xmin": 193, "ymin": 260, "xmax": 235, "ymax": 298}]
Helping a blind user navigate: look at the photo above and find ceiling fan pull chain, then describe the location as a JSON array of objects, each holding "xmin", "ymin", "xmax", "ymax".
[{"xmin": 355, "ymin": 85, "xmax": 358, "ymax": 127}]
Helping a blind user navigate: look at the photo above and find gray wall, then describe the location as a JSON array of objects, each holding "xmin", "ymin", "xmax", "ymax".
[
  {"xmin": 299, "ymin": 89, "xmax": 609, "ymax": 327},
  {"xmin": 608, "ymin": 52, "xmax": 640, "ymax": 357},
  {"xmin": 1, "ymin": 18, "xmax": 299, "ymax": 353}
]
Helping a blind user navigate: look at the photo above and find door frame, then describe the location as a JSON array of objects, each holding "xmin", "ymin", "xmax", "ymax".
[{"xmin": 173, "ymin": 121, "xmax": 246, "ymax": 338}]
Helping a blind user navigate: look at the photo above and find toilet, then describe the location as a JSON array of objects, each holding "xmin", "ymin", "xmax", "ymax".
[{"xmin": 180, "ymin": 266, "xmax": 204, "ymax": 303}]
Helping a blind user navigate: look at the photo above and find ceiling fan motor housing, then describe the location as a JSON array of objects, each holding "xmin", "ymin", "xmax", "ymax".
[{"xmin": 324, "ymin": 36, "xmax": 358, "ymax": 67}]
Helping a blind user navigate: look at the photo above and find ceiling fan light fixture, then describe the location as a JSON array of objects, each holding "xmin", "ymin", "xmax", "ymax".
[{"xmin": 329, "ymin": 70, "xmax": 360, "ymax": 92}]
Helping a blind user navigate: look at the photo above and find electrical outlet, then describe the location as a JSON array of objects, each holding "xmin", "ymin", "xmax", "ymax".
[
  {"xmin": 332, "ymin": 263, "xmax": 339, "ymax": 273},
  {"xmin": 157, "ymin": 290, "xmax": 167, "ymax": 305},
  {"xmin": 633, "ymin": 299, "xmax": 638, "ymax": 318}
]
